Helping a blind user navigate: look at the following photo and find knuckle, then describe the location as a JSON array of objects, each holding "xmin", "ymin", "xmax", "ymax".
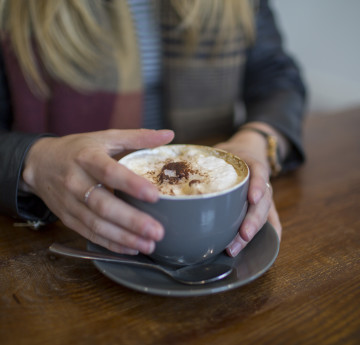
[
  {"xmin": 61, "ymin": 214, "xmax": 73, "ymax": 229},
  {"xmin": 88, "ymin": 230, "xmax": 98, "ymax": 244},
  {"xmin": 123, "ymin": 235, "xmax": 138, "ymax": 249},
  {"xmin": 127, "ymin": 214, "xmax": 142, "ymax": 234},
  {"xmin": 75, "ymin": 147, "xmax": 90, "ymax": 166},
  {"xmin": 124, "ymin": 213, "xmax": 151, "ymax": 239},
  {"xmin": 102, "ymin": 161, "xmax": 117, "ymax": 182},
  {"xmin": 89, "ymin": 218, "xmax": 103, "ymax": 236},
  {"xmin": 63, "ymin": 172, "xmax": 77, "ymax": 191}
]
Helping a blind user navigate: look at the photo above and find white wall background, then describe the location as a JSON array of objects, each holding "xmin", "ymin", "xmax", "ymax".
[{"xmin": 272, "ymin": 0, "xmax": 360, "ymax": 113}]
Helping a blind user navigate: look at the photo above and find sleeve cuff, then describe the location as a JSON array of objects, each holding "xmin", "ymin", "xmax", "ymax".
[
  {"xmin": 0, "ymin": 132, "xmax": 58, "ymax": 223},
  {"xmin": 245, "ymin": 89, "xmax": 307, "ymax": 173}
]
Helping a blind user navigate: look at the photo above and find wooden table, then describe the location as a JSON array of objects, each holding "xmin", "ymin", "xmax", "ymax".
[{"xmin": 1, "ymin": 108, "xmax": 359, "ymax": 345}]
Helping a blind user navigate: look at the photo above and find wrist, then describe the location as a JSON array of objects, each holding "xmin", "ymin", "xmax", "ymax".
[
  {"xmin": 240, "ymin": 122, "xmax": 289, "ymax": 160},
  {"xmin": 222, "ymin": 130, "xmax": 271, "ymax": 175},
  {"xmin": 232, "ymin": 122, "xmax": 289, "ymax": 177},
  {"xmin": 240, "ymin": 127, "xmax": 281, "ymax": 176},
  {"xmin": 22, "ymin": 137, "xmax": 54, "ymax": 193}
]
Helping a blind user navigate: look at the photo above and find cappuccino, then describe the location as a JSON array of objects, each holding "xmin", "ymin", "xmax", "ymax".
[{"xmin": 120, "ymin": 145, "xmax": 247, "ymax": 196}]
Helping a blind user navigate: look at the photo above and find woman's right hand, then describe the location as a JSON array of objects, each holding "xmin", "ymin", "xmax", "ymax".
[{"xmin": 22, "ymin": 129, "xmax": 174, "ymax": 255}]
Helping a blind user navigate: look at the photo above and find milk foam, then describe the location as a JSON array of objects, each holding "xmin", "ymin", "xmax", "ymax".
[{"xmin": 120, "ymin": 146, "xmax": 243, "ymax": 196}]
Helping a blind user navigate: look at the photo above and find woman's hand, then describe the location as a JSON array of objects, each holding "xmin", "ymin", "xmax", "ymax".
[
  {"xmin": 215, "ymin": 127, "xmax": 283, "ymax": 257},
  {"xmin": 22, "ymin": 129, "xmax": 174, "ymax": 255}
]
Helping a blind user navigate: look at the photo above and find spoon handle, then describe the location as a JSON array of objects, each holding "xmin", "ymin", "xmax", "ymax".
[{"xmin": 49, "ymin": 243, "xmax": 164, "ymax": 272}]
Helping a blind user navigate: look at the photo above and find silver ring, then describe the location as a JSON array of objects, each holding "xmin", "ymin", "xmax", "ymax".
[
  {"xmin": 266, "ymin": 182, "xmax": 271, "ymax": 189},
  {"xmin": 84, "ymin": 183, "xmax": 103, "ymax": 204}
]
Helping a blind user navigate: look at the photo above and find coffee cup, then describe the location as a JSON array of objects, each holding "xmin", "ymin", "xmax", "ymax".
[{"xmin": 117, "ymin": 144, "xmax": 249, "ymax": 266}]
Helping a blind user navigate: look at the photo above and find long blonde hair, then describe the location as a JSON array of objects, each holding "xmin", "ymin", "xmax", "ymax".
[{"xmin": 0, "ymin": 0, "xmax": 255, "ymax": 97}]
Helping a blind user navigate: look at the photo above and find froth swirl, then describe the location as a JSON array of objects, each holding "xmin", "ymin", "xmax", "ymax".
[{"xmin": 120, "ymin": 146, "xmax": 244, "ymax": 196}]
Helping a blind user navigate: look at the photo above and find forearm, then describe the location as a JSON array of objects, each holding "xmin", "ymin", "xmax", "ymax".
[{"xmin": 242, "ymin": 0, "xmax": 307, "ymax": 172}]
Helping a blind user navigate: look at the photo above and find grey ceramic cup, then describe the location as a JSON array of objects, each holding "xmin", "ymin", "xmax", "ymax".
[{"xmin": 117, "ymin": 145, "xmax": 249, "ymax": 266}]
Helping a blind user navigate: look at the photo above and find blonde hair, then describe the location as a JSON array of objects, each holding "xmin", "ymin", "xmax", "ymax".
[{"xmin": 0, "ymin": 0, "xmax": 255, "ymax": 97}]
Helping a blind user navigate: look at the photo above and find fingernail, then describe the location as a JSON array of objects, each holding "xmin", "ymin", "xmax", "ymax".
[
  {"xmin": 229, "ymin": 242, "xmax": 242, "ymax": 257},
  {"xmin": 142, "ymin": 187, "xmax": 159, "ymax": 202},
  {"xmin": 146, "ymin": 223, "xmax": 164, "ymax": 241},
  {"xmin": 145, "ymin": 241, "xmax": 155, "ymax": 254},
  {"xmin": 123, "ymin": 248, "xmax": 139, "ymax": 255},
  {"xmin": 159, "ymin": 129, "xmax": 175, "ymax": 139}
]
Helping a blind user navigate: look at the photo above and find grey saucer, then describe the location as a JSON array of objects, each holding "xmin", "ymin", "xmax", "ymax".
[{"xmin": 88, "ymin": 222, "xmax": 280, "ymax": 297}]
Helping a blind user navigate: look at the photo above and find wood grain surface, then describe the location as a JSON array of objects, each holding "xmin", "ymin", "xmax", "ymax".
[{"xmin": 0, "ymin": 108, "xmax": 359, "ymax": 345}]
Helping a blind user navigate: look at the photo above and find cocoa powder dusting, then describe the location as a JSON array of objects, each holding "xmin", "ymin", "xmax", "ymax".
[{"xmin": 158, "ymin": 161, "xmax": 193, "ymax": 184}]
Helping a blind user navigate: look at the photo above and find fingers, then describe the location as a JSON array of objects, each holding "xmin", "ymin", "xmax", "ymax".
[
  {"xmin": 86, "ymin": 186, "xmax": 164, "ymax": 242},
  {"xmin": 24, "ymin": 129, "xmax": 173, "ymax": 256},
  {"xmin": 76, "ymin": 129, "xmax": 174, "ymax": 203},
  {"xmin": 63, "ymin": 212, "xmax": 151, "ymax": 255},
  {"xmin": 96, "ymin": 129, "xmax": 175, "ymax": 155},
  {"xmin": 247, "ymin": 159, "xmax": 270, "ymax": 205},
  {"xmin": 77, "ymin": 150, "xmax": 159, "ymax": 202},
  {"xmin": 216, "ymin": 139, "xmax": 282, "ymax": 258},
  {"xmin": 62, "ymin": 187, "xmax": 164, "ymax": 255},
  {"xmin": 226, "ymin": 233, "xmax": 248, "ymax": 257},
  {"xmin": 227, "ymin": 182, "xmax": 273, "ymax": 257},
  {"xmin": 240, "ymin": 182, "xmax": 272, "ymax": 241}
]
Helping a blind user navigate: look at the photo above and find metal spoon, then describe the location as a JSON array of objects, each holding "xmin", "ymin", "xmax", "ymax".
[{"xmin": 49, "ymin": 243, "xmax": 233, "ymax": 285}]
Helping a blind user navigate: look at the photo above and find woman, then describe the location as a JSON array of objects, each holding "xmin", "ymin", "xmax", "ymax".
[{"xmin": 0, "ymin": 0, "xmax": 306, "ymax": 257}]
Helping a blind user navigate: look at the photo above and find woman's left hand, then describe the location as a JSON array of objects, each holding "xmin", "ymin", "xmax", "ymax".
[{"xmin": 215, "ymin": 132, "xmax": 282, "ymax": 257}]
